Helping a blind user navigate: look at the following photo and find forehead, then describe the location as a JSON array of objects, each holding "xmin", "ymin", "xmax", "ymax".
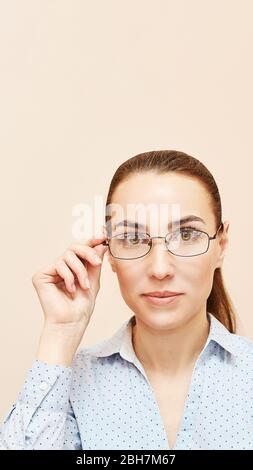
[{"xmin": 111, "ymin": 172, "xmax": 212, "ymax": 216}]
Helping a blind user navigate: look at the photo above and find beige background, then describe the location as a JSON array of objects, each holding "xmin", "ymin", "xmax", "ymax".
[{"xmin": 0, "ymin": 0, "xmax": 252, "ymax": 421}]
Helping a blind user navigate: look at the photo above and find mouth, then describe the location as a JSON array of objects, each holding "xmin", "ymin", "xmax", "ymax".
[
  {"xmin": 142, "ymin": 291, "xmax": 183, "ymax": 298},
  {"xmin": 141, "ymin": 291, "xmax": 184, "ymax": 306}
]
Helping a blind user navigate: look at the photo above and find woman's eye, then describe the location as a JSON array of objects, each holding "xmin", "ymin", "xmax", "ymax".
[
  {"xmin": 118, "ymin": 233, "xmax": 147, "ymax": 244},
  {"xmin": 180, "ymin": 228, "xmax": 199, "ymax": 241},
  {"xmin": 181, "ymin": 229, "xmax": 193, "ymax": 240},
  {"xmin": 170, "ymin": 228, "xmax": 197, "ymax": 241},
  {"xmin": 127, "ymin": 233, "xmax": 143, "ymax": 242},
  {"xmin": 129, "ymin": 236, "xmax": 140, "ymax": 245}
]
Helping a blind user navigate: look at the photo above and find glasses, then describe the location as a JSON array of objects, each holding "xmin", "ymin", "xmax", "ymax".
[{"xmin": 102, "ymin": 223, "xmax": 224, "ymax": 260}]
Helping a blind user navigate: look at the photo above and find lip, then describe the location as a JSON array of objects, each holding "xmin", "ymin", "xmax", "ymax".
[
  {"xmin": 143, "ymin": 291, "xmax": 182, "ymax": 297},
  {"xmin": 142, "ymin": 293, "xmax": 183, "ymax": 306},
  {"xmin": 142, "ymin": 291, "xmax": 183, "ymax": 306}
]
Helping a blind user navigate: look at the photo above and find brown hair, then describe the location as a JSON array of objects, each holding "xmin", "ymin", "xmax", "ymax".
[{"xmin": 105, "ymin": 149, "xmax": 236, "ymax": 333}]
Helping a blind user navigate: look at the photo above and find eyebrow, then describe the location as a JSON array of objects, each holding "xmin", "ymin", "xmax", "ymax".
[{"xmin": 113, "ymin": 215, "xmax": 206, "ymax": 231}]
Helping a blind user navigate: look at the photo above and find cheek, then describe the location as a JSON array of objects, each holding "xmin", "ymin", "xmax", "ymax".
[
  {"xmin": 114, "ymin": 255, "xmax": 216, "ymax": 302},
  {"xmin": 115, "ymin": 263, "xmax": 149, "ymax": 317},
  {"xmin": 183, "ymin": 255, "xmax": 215, "ymax": 295},
  {"xmin": 115, "ymin": 263, "xmax": 139, "ymax": 284}
]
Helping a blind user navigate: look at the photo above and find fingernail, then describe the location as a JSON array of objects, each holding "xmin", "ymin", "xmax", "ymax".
[
  {"xmin": 94, "ymin": 256, "xmax": 102, "ymax": 264},
  {"xmin": 85, "ymin": 279, "xmax": 90, "ymax": 288}
]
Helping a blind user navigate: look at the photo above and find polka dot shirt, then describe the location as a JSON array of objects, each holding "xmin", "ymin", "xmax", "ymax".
[{"xmin": 1, "ymin": 312, "xmax": 253, "ymax": 450}]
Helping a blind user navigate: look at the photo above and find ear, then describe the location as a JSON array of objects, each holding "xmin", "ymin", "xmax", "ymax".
[{"xmin": 215, "ymin": 220, "xmax": 230, "ymax": 269}]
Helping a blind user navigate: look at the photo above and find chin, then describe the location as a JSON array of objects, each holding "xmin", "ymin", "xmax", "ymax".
[{"xmin": 136, "ymin": 309, "xmax": 185, "ymax": 331}]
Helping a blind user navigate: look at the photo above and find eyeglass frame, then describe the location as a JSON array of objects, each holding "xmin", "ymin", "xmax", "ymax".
[{"xmin": 102, "ymin": 222, "xmax": 224, "ymax": 260}]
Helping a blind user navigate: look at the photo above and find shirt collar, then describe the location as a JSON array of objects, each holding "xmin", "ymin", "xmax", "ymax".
[
  {"xmin": 206, "ymin": 312, "xmax": 239, "ymax": 356},
  {"xmin": 87, "ymin": 315, "xmax": 136, "ymax": 363},
  {"xmin": 87, "ymin": 311, "xmax": 239, "ymax": 360}
]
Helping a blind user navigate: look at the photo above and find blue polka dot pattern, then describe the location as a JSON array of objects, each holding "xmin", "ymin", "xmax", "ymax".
[{"xmin": 0, "ymin": 312, "xmax": 253, "ymax": 450}]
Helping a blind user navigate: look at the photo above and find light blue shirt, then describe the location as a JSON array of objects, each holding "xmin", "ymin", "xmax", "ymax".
[{"xmin": 1, "ymin": 312, "xmax": 253, "ymax": 450}]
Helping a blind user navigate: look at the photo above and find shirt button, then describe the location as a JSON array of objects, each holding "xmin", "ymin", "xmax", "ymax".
[{"xmin": 39, "ymin": 381, "xmax": 49, "ymax": 391}]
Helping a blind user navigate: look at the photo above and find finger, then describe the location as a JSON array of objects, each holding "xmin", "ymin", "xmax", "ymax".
[
  {"xmin": 92, "ymin": 242, "xmax": 108, "ymax": 260},
  {"xmin": 84, "ymin": 235, "xmax": 107, "ymax": 248},
  {"xmin": 55, "ymin": 259, "xmax": 75, "ymax": 293},
  {"xmin": 32, "ymin": 265, "xmax": 64, "ymax": 285},
  {"xmin": 63, "ymin": 251, "xmax": 90, "ymax": 290},
  {"xmin": 68, "ymin": 244, "xmax": 104, "ymax": 267}
]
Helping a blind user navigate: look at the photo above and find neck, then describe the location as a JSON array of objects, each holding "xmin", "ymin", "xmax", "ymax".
[{"xmin": 132, "ymin": 308, "xmax": 210, "ymax": 376}]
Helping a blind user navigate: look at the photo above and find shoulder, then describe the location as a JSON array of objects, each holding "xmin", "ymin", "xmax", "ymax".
[
  {"xmin": 72, "ymin": 345, "xmax": 100, "ymax": 366},
  {"xmin": 71, "ymin": 341, "xmax": 111, "ymax": 375},
  {"xmin": 69, "ymin": 344, "xmax": 119, "ymax": 399}
]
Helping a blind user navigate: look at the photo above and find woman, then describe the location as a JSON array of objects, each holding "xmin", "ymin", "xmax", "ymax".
[{"xmin": 1, "ymin": 150, "xmax": 252, "ymax": 450}]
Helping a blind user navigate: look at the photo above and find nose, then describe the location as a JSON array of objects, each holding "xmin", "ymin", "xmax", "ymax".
[{"xmin": 146, "ymin": 237, "xmax": 175, "ymax": 279}]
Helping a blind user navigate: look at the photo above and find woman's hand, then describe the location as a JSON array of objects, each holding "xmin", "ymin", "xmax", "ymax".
[
  {"xmin": 32, "ymin": 236, "xmax": 108, "ymax": 365},
  {"xmin": 32, "ymin": 236, "xmax": 108, "ymax": 328}
]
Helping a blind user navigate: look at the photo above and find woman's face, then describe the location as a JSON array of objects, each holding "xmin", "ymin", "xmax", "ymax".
[{"xmin": 105, "ymin": 172, "xmax": 229, "ymax": 330}]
